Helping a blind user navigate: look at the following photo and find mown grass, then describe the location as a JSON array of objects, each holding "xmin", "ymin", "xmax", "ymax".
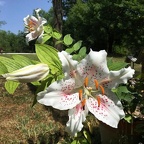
[{"xmin": 0, "ymin": 79, "xmax": 71, "ymax": 144}]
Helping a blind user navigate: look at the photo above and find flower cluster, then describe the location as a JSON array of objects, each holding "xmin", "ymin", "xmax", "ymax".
[{"xmin": 1, "ymin": 9, "xmax": 135, "ymax": 137}]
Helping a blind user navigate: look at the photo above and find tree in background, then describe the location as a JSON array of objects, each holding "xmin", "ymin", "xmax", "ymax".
[
  {"xmin": 63, "ymin": 0, "xmax": 144, "ymax": 55},
  {"xmin": 0, "ymin": 30, "xmax": 32, "ymax": 53},
  {"xmin": 1, "ymin": 0, "xmax": 144, "ymax": 55},
  {"xmin": 51, "ymin": 0, "xmax": 63, "ymax": 51}
]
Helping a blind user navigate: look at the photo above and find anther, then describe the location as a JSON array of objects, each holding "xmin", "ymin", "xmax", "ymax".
[
  {"xmin": 96, "ymin": 96, "xmax": 101, "ymax": 107},
  {"xmin": 99, "ymin": 85, "xmax": 105, "ymax": 95},
  {"xmin": 84, "ymin": 77, "xmax": 89, "ymax": 87},
  {"xmin": 81, "ymin": 99, "xmax": 86, "ymax": 108},
  {"xmin": 79, "ymin": 89, "xmax": 83, "ymax": 100},
  {"xmin": 94, "ymin": 79, "xmax": 99, "ymax": 89}
]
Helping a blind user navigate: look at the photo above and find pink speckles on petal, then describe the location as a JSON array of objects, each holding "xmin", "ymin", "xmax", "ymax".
[
  {"xmin": 86, "ymin": 96, "xmax": 124, "ymax": 128},
  {"xmin": 61, "ymin": 78, "xmax": 76, "ymax": 92},
  {"xmin": 60, "ymin": 92, "xmax": 80, "ymax": 108}
]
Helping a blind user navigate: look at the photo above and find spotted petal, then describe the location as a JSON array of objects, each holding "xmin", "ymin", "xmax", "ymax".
[
  {"xmin": 58, "ymin": 51, "xmax": 78, "ymax": 78},
  {"xmin": 86, "ymin": 95, "xmax": 125, "ymax": 128},
  {"xmin": 37, "ymin": 78, "xmax": 80, "ymax": 110},
  {"xmin": 66, "ymin": 103, "xmax": 88, "ymax": 136},
  {"xmin": 77, "ymin": 49, "xmax": 109, "ymax": 83}
]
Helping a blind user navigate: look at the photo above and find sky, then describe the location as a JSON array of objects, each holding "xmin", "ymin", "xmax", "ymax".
[{"xmin": 0, "ymin": 0, "xmax": 52, "ymax": 34}]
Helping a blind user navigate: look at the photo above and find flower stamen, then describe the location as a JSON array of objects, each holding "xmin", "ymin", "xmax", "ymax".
[
  {"xmin": 28, "ymin": 20, "xmax": 36, "ymax": 32},
  {"xmin": 79, "ymin": 89, "xmax": 83, "ymax": 100},
  {"xmin": 81, "ymin": 99, "xmax": 86, "ymax": 108},
  {"xmin": 84, "ymin": 77, "xmax": 89, "ymax": 87},
  {"xmin": 94, "ymin": 79, "xmax": 99, "ymax": 89},
  {"xmin": 96, "ymin": 96, "xmax": 101, "ymax": 107},
  {"xmin": 99, "ymin": 85, "xmax": 105, "ymax": 95}
]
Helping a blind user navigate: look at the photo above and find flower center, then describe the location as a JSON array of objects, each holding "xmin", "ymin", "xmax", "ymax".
[
  {"xmin": 28, "ymin": 19, "xmax": 37, "ymax": 32},
  {"xmin": 79, "ymin": 77, "xmax": 105, "ymax": 108}
]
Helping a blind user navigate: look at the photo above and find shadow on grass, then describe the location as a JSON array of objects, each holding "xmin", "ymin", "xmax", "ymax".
[
  {"xmin": 45, "ymin": 106, "xmax": 68, "ymax": 125},
  {"xmin": 27, "ymin": 131, "xmax": 71, "ymax": 144}
]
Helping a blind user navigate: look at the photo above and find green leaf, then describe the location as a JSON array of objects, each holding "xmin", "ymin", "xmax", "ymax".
[
  {"xmin": 35, "ymin": 44, "xmax": 62, "ymax": 74},
  {"xmin": 124, "ymin": 114, "xmax": 133, "ymax": 123},
  {"xmin": 55, "ymin": 40, "xmax": 63, "ymax": 45},
  {"xmin": 63, "ymin": 34, "xmax": 73, "ymax": 46},
  {"xmin": 112, "ymin": 86, "xmax": 134, "ymax": 102},
  {"xmin": 5, "ymin": 80, "xmax": 19, "ymax": 94},
  {"xmin": 107, "ymin": 58, "xmax": 128, "ymax": 70},
  {"xmin": 52, "ymin": 31, "xmax": 62, "ymax": 40},
  {"xmin": 65, "ymin": 47, "xmax": 74, "ymax": 54},
  {"xmin": 71, "ymin": 140, "xmax": 78, "ymax": 144},
  {"xmin": 43, "ymin": 25, "xmax": 53, "ymax": 34},
  {"xmin": 42, "ymin": 34, "xmax": 52, "ymax": 44},
  {"xmin": 72, "ymin": 54, "xmax": 80, "ymax": 61},
  {"xmin": 0, "ymin": 56, "xmax": 23, "ymax": 72},
  {"xmin": 79, "ymin": 47, "xmax": 86, "ymax": 57},
  {"xmin": 73, "ymin": 40, "xmax": 82, "ymax": 51},
  {"xmin": 12, "ymin": 55, "xmax": 35, "ymax": 66},
  {"xmin": 0, "ymin": 61, "xmax": 8, "ymax": 74},
  {"xmin": 83, "ymin": 130, "xmax": 91, "ymax": 144}
]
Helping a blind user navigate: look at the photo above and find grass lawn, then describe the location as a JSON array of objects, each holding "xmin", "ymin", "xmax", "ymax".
[{"xmin": 0, "ymin": 79, "xmax": 71, "ymax": 144}]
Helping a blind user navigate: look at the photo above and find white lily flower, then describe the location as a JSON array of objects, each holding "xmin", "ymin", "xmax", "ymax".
[
  {"xmin": 37, "ymin": 50, "xmax": 135, "ymax": 136},
  {"xmin": 23, "ymin": 8, "xmax": 47, "ymax": 43},
  {"xmin": 2, "ymin": 63, "xmax": 49, "ymax": 83}
]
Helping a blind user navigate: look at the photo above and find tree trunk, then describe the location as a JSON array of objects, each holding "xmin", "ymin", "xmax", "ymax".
[
  {"xmin": 52, "ymin": 0, "xmax": 63, "ymax": 51},
  {"xmin": 107, "ymin": 32, "xmax": 114, "ymax": 54}
]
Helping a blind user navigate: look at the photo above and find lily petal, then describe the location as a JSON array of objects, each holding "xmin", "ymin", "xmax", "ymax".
[
  {"xmin": 66, "ymin": 103, "xmax": 88, "ymax": 136},
  {"xmin": 23, "ymin": 15, "xmax": 38, "ymax": 26},
  {"xmin": 107, "ymin": 66, "xmax": 135, "ymax": 88},
  {"xmin": 86, "ymin": 96, "xmax": 125, "ymax": 128},
  {"xmin": 58, "ymin": 51, "xmax": 78, "ymax": 79},
  {"xmin": 77, "ymin": 49, "xmax": 109, "ymax": 83},
  {"xmin": 37, "ymin": 78, "xmax": 80, "ymax": 110}
]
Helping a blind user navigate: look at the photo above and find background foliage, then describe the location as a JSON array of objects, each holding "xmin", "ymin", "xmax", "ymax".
[{"xmin": 0, "ymin": 0, "xmax": 144, "ymax": 55}]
